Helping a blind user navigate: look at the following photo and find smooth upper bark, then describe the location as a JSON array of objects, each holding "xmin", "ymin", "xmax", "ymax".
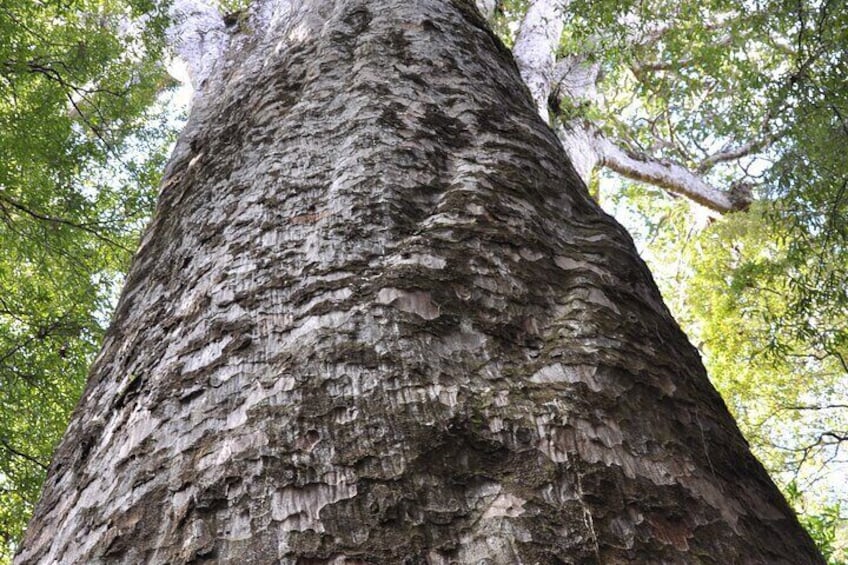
[
  {"xmin": 18, "ymin": 0, "xmax": 820, "ymax": 563},
  {"xmin": 513, "ymin": 0, "xmax": 567, "ymax": 123}
]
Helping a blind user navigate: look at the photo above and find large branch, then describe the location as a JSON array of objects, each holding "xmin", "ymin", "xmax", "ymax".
[
  {"xmin": 512, "ymin": 0, "xmax": 567, "ymax": 122},
  {"xmin": 593, "ymin": 131, "xmax": 745, "ymax": 212},
  {"xmin": 554, "ymin": 120, "xmax": 748, "ymax": 213},
  {"xmin": 468, "ymin": 1, "xmax": 752, "ymax": 213},
  {"xmin": 547, "ymin": 56, "xmax": 744, "ymax": 213}
]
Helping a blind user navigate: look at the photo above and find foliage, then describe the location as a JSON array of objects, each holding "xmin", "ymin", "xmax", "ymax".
[
  {"xmin": 787, "ymin": 481, "xmax": 846, "ymax": 564},
  {"xmin": 0, "ymin": 0, "xmax": 177, "ymax": 560},
  {"xmin": 687, "ymin": 209, "xmax": 848, "ymax": 563},
  {"xmin": 219, "ymin": 0, "xmax": 252, "ymax": 12}
]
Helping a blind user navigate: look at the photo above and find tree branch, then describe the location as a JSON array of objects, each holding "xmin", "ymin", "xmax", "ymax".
[
  {"xmin": 0, "ymin": 194, "xmax": 131, "ymax": 252},
  {"xmin": 623, "ymin": 11, "xmax": 742, "ymax": 49},
  {"xmin": 780, "ymin": 404, "xmax": 848, "ymax": 411},
  {"xmin": 592, "ymin": 130, "xmax": 747, "ymax": 212},
  {"xmin": 697, "ymin": 110, "xmax": 780, "ymax": 173},
  {"xmin": 509, "ymin": 3, "xmax": 776, "ymax": 213},
  {"xmin": 0, "ymin": 440, "xmax": 49, "ymax": 471},
  {"xmin": 629, "ymin": 33, "xmax": 735, "ymax": 79},
  {"xmin": 697, "ymin": 136, "xmax": 775, "ymax": 174}
]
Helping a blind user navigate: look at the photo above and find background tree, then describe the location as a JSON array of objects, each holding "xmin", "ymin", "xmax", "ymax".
[
  {"xmin": 12, "ymin": 0, "xmax": 825, "ymax": 563},
  {"xmin": 0, "ymin": 0, "xmax": 175, "ymax": 559}
]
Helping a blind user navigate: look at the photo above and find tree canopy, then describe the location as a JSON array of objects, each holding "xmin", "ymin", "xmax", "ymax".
[
  {"xmin": 1, "ymin": 0, "xmax": 845, "ymax": 561},
  {"xmin": 0, "ymin": 0, "xmax": 176, "ymax": 559}
]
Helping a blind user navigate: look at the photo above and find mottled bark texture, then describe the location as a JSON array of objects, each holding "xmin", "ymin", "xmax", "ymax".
[{"xmin": 18, "ymin": 0, "xmax": 821, "ymax": 563}]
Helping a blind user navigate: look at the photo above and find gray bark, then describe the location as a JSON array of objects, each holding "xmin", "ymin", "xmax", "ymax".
[{"xmin": 17, "ymin": 0, "xmax": 821, "ymax": 563}]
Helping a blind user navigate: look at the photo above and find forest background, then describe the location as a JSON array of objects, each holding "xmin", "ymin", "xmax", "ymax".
[{"xmin": 0, "ymin": 0, "xmax": 845, "ymax": 562}]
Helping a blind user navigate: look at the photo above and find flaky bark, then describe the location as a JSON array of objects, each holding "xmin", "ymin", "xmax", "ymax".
[{"xmin": 18, "ymin": 0, "xmax": 820, "ymax": 563}]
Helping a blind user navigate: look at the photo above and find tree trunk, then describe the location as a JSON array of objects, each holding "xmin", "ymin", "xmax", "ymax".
[{"xmin": 17, "ymin": 0, "xmax": 821, "ymax": 563}]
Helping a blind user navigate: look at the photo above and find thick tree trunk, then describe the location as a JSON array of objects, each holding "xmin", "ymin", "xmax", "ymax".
[{"xmin": 18, "ymin": 0, "xmax": 821, "ymax": 563}]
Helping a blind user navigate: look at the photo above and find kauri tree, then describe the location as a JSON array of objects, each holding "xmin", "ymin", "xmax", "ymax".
[{"xmin": 14, "ymin": 0, "xmax": 826, "ymax": 563}]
